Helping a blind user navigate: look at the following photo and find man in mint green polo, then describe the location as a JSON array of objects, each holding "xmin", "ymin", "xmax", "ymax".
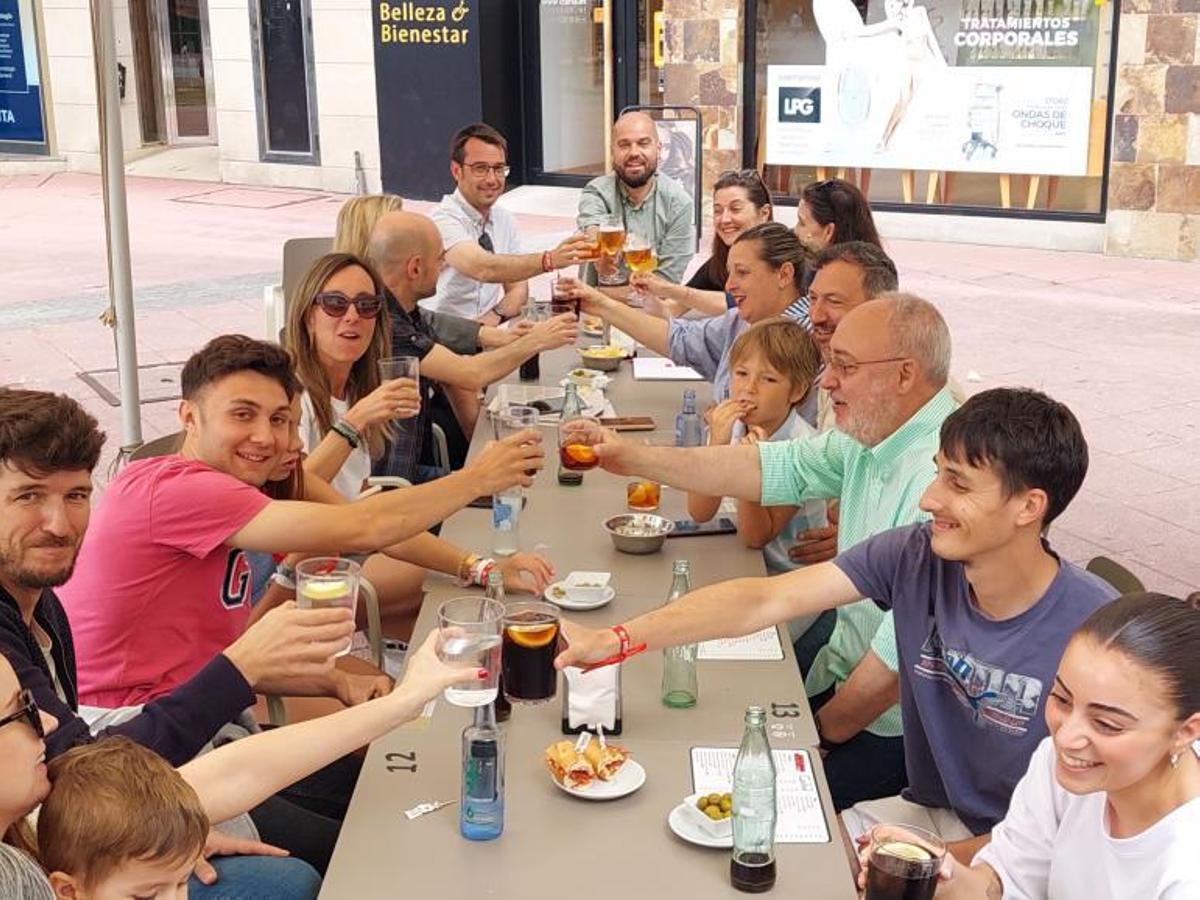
[{"xmin": 565, "ymin": 292, "xmax": 958, "ymax": 811}]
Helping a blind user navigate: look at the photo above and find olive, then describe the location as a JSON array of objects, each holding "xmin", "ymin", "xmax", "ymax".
[
  {"xmin": 696, "ymin": 796, "xmax": 709, "ymax": 811},
  {"xmin": 704, "ymin": 805, "xmax": 723, "ymax": 820},
  {"xmin": 719, "ymin": 796, "xmax": 732, "ymax": 813}
]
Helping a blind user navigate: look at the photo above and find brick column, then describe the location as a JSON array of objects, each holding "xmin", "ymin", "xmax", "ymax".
[
  {"xmin": 1106, "ymin": 5, "xmax": 1200, "ymax": 259},
  {"xmin": 661, "ymin": 0, "xmax": 743, "ymax": 222}
]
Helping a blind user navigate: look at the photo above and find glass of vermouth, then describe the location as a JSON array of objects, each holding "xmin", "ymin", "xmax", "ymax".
[{"xmin": 863, "ymin": 823, "xmax": 946, "ymax": 900}]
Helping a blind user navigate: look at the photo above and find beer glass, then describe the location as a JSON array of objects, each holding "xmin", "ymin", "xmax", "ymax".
[
  {"xmin": 296, "ymin": 557, "xmax": 361, "ymax": 657},
  {"xmin": 596, "ymin": 215, "xmax": 626, "ymax": 286},
  {"xmin": 436, "ymin": 597, "xmax": 505, "ymax": 707},
  {"xmin": 501, "ymin": 601, "xmax": 560, "ymax": 703},
  {"xmin": 863, "ymin": 824, "xmax": 946, "ymax": 900}
]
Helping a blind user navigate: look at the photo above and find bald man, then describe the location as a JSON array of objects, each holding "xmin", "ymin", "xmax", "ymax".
[
  {"xmin": 577, "ymin": 111, "xmax": 695, "ymax": 288},
  {"xmin": 557, "ymin": 293, "xmax": 960, "ymax": 812},
  {"xmin": 366, "ymin": 211, "xmax": 577, "ymax": 483}
]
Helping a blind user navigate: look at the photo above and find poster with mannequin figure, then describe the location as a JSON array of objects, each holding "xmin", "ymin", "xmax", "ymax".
[{"xmin": 764, "ymin": 0, "xmax": 1096, "ymax": 176}]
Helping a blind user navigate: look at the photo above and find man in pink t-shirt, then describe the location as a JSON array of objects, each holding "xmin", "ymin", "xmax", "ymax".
[{"xmin": 60, "ymin": 334, "xmax": 543, "ymax": 707}]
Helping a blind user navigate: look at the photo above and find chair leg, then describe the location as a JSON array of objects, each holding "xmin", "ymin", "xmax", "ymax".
[{"xmin": 361, "ymin": 578, "xmax": 384, "ymax": 668}]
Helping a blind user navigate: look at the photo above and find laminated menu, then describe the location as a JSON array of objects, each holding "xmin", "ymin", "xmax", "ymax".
[
  {"xmin": 697, "ymin": 626, "xmax": 784, "ymax": 661},
  {"xmin": 689, "ymin": 747, "xmax": 830, "ymax": 844}
]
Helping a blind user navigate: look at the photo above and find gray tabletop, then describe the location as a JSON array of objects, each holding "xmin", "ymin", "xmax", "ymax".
[{"xmin": 320, "ymin": 346, "xmax": 856, "ymax": 899}]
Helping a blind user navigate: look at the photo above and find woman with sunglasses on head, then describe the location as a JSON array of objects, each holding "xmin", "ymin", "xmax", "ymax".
[
  {"xmin": 631, "ymin": 169, "xmax": 774, "ymax": 319},
  {"xmin": 281, "ymin": 254, "xmax": 553, "ymax": 636},
  {"xmin": 868, "ymin": 592, "xmax": 1200, "ymax": 900}
]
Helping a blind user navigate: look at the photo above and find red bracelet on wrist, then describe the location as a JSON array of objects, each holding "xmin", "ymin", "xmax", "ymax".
[
  {"xmin": 541, "ymin": 249, "xmax": 554, "ymax": 273},
  {"xmin": 582, "ymin": 624, "xmax": 646, "ymax": 672}
]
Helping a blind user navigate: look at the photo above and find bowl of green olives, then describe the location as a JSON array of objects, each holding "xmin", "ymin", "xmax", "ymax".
[{"xmin": 678, "ymin": 791, "xmax": 733, "ymax": 839}]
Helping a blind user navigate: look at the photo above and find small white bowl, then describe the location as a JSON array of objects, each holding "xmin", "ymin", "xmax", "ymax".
[
  {"xmin": 564, "ymin": 571, "xmax": 612, "ymax": 604},
  {"xmin": 679, "ymin": 792, "xmax": 733, "ymax": 839}
]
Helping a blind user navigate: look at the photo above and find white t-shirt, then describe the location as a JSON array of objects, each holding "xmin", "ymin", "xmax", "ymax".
[
  {"xmin": 299, "ymin": 392, "xmax": 370, "ymax": 500},
  {"xmin": 423, "ymin": 189, "xmax": 523, "ymax": 320},
  {"xmin": 975, "ymin": 737, "xmax": 1200, "ymax": 900}
]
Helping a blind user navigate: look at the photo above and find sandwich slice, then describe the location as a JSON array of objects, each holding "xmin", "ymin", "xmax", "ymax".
[
  {"xmin": 583, "ymin": 738, "xmax": 629, "ymax": 782},
  {"xmin": 544, "ymin": 740, "xmax": 596, "ymax": 789}
]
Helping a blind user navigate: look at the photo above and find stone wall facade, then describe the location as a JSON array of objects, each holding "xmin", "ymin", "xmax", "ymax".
[
  {"xmin": 661, "ymin": 0, "xmax": 743, "ymax": 223},
  {"xmin": 1106, "ymin": 5, "xmax": 1200, "ymax": 259}
]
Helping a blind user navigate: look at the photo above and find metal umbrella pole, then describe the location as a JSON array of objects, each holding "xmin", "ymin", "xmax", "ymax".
[{"xmin": 90, "ymin": 0, "xmax": 143, "ymax": 450}]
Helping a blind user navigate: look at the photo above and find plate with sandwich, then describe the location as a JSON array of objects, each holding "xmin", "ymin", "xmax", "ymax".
[{"xmin": 544, "ymin": 735, "xmax": 645, "ymax": 800}]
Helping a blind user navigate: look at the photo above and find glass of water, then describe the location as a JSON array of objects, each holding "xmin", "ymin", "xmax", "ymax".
[
  {"xmin": 436, "ymin": 597, "xmax": 505, "ymax": 707},
  {"xmin": 296, "ymin": 557, "xmax": 361, "ymax": 657}
]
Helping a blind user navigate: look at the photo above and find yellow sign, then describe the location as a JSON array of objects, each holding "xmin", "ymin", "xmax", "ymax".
[{"xmin": 379, "ymin": 0, "xmax": 470, "ymax": 44}]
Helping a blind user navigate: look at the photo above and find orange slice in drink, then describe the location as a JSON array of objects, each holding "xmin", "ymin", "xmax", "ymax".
[
  {"xmin": 628, "ymin": 484, "xmax": 649, "ymax": 506},
  {"xmin": 564, "ymin": 444, "xmax": 598, "ymax": 466},
  {"xmin": 506, "ymin": 622, "xmax": 558, "ymax": 648}
]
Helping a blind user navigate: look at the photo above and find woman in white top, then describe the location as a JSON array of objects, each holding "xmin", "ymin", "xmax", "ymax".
[
  {"xmin": 284, "ymin": 254, "xmax": 554, "ymax": 636},
  {"xmin": 911, "ymin": 591, "xmax": 1200, "ymax": 899}
]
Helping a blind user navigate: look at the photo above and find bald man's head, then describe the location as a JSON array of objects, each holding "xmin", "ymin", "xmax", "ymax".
[
  {"xmin": 611, "ymin": 112, "xmax": 660, "ymax": 190},
  {"xmin": 366, "ymin": 211, "xmax": 443, "ymax": 303}
]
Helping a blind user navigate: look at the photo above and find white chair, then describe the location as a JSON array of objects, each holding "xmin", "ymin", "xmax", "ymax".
[{"xmin": 263, "ymin": 236, "xmax": 334, "ymax": 341}]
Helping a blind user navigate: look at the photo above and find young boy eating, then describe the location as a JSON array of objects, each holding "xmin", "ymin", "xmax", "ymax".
[{"xmin": 686, "ymin": 317, "xmax": 827, "ymax": 642}]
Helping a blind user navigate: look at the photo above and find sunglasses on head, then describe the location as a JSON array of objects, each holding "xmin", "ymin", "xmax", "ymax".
[
  {"xmin": 313, "ymin": 291, "xmax": 384, "ymax": 319},
  {"xmin": 0, "ymin": 689, "xmax": 44, "ymax": 738}
]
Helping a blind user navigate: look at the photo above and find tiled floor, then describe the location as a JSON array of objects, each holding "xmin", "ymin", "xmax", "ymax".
[{"xmin": 2, "ymin": 172, "xmax": 1198, "ymax": 595}]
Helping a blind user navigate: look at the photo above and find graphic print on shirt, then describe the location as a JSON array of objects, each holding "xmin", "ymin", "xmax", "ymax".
[
  {"xmin": 914, "ymin": 627, "xmax": 1043, "ymax": 736},
  {"xmin": 220, "ymin": 550, "xmax": 252, "ymax": 610}
]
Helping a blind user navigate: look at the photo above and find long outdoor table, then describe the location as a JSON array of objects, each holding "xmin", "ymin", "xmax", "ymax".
[{"xmin": 321, "ymin": 346, "xmax": 856, "ymax": 899}]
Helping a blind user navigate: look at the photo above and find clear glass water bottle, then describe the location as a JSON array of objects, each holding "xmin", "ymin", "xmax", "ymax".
[
  {"xmin": 485, "ymin": 569, "xmax": 512, "ymax": 723},
  {"xmin": 460, "ymin": 703, "xmax": 504, "ymax": 841},
  {"xmin": 660, "ymin": 560, "xmax": 698, "ymax": 708},
  {"xmin": 675, "ymin": 389, "xmax": 703, "ymax": 447},
  {"xmin": 731, "ymin": 706, "xmax": 777, "ymax": 893},
  {"xmin": 557, "ymin": 382, "xmax": 584, "ymax": 486}
]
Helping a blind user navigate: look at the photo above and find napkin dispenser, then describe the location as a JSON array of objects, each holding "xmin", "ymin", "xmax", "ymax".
[{"xmin": 560, "ymin": 663, "xmax": 623, "ymax": 735}]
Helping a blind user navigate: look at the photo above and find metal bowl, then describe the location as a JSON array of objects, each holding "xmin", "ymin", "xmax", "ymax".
[
  {"xmin": 579, "ymin": 349, "xmax": 623, "ymax": 372},
  {"xmin": 604, "ymin": 513, "xmax": 675, "ymax": 554}
]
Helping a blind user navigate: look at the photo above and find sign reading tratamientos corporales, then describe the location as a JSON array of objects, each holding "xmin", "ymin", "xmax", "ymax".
[{"xmin": 373, "ymin": 0, "xmax": 482, "ymax": 199}]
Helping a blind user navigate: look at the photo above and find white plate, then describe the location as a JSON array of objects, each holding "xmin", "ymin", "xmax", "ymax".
[
  {"xmin": 544, "ymin": 581, "xmax": 615, "ymax": 611},
  {"xmin": 668, "ymin": 803, "xmax": 733, "ymax": 848},
  {"xmin": 554, "ymin": 759, "xmax": 645, "ymax": 800}
]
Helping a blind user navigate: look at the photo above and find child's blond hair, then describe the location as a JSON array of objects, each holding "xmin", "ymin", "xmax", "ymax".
[
  {"xmin": 39, "ymin": 738, "xmax": 208, "ymax": 888},
  {"xmin": 728, "ymin": 317, "xmax": 822, "ymax": 404}
]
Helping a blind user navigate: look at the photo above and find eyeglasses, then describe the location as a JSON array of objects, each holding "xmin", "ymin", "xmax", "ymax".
[
  {"xmin": 313, "ymin": 292, "xmax": 384, "ymax": 319},
  {"xmin": 0, "ymin": 689, "xmax": 44, "ymax": 738},
  {"xmin": 826, "ymin": 355, "xmax": 909, "ymax": 378},
  {"xmin": 465, "ymin": 163, "xmax": 511, "ymax": 179}
]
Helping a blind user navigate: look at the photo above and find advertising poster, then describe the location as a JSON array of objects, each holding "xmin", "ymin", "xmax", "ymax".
[
  {"xmin": 0, "ymin": 0, "xmax": 47, "ymax": 149},
  {"xmin": 765, "ymin": 0, "xmax": 1095, "ymax": 177}
]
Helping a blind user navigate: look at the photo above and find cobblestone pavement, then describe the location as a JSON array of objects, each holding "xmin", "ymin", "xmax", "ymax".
[{"xmin": 3, "ymin": 172, "xmax": 1198, "ymax": 595}]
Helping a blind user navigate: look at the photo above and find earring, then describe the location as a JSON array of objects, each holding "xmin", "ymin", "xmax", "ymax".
[{"xmin": 1170, "ymin": 751, "xmax": 1181, "ymax": 769}]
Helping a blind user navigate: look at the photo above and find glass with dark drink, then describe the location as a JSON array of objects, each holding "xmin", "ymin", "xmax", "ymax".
[
  {"xmin": 550, "ymin": 277, "xmax": 579, "ymax": 319},
  {"xmin": 863, "ymin": 824, "xmax": 945, "ymax": 900},
  {"xmin": 501, "ymin": 601, "xmax": 560, "ymax": 703},
  {"xmin": 558, "ymin": 415, "xmax": 601, "ymax": 471}
]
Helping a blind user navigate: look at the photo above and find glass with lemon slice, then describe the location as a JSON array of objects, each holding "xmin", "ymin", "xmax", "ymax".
[
  {"xmin": 296, "ymin": 557, "xmax": 361, "ymax": 657},
  {"xmin": 501, "ymin": 601, "xmax": 560, "ymax": 704},
  {"xmin": 863, "ymin": 823, "xmax": 946, "ymax": 900}
]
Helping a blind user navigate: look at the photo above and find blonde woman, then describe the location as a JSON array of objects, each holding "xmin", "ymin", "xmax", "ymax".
[{"xmin": 284, "ymin": 253, "xmax": 553, "ymax": 636}]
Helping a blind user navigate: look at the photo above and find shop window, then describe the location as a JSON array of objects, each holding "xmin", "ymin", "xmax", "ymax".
[
  {"xmin": 251, "ymin": 0, "xmax": 319, "ymax": 162},
  {"xmin": 752, "ymin": 0, "xmax": 1115, "ymax": 216}
]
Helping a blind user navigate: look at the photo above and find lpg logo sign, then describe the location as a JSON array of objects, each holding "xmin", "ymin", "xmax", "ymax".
[{"xmin": 779, "ymin": 86, "xmax": 821, "ymax": 124}]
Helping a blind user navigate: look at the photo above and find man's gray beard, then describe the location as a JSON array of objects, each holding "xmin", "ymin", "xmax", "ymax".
[{"xmin": 619, "ymin": 163, "xmax": 657, "ymax": 190}]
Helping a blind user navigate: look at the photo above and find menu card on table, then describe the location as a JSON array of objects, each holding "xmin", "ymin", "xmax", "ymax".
[
  {"xmin": 697, "ymin": 626, "xmax": 784, "ymax": 661},
  {"xmin": 632, "ymin": 357, "xmax": 704, "ymax": 381},
  {"xmin": 689, "ymin": 747, "xmax": 830, "ymax": 844}
]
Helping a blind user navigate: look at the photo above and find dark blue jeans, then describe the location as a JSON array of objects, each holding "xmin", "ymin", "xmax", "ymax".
[
  {"xmin": 810, "ymin": 687, "xmax": 908, "ymax": 812},
  {"xmin": 189, "ymin": 855, "xmax": 321, "ymax": 899}
]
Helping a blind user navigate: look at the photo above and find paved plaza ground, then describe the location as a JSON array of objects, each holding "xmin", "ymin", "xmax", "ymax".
[{"xmin": 2, "ymin": 170, "xmax": 1199, "ymax": 596}]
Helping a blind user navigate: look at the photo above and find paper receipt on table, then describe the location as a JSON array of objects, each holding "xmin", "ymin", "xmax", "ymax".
[
  {"xmin": 697, "ymin": 626, "xmax": 784, "ymax": 661},
  {"xmin": 689, "ymin": 747, "xmax": 830, "ymax": 843}
]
